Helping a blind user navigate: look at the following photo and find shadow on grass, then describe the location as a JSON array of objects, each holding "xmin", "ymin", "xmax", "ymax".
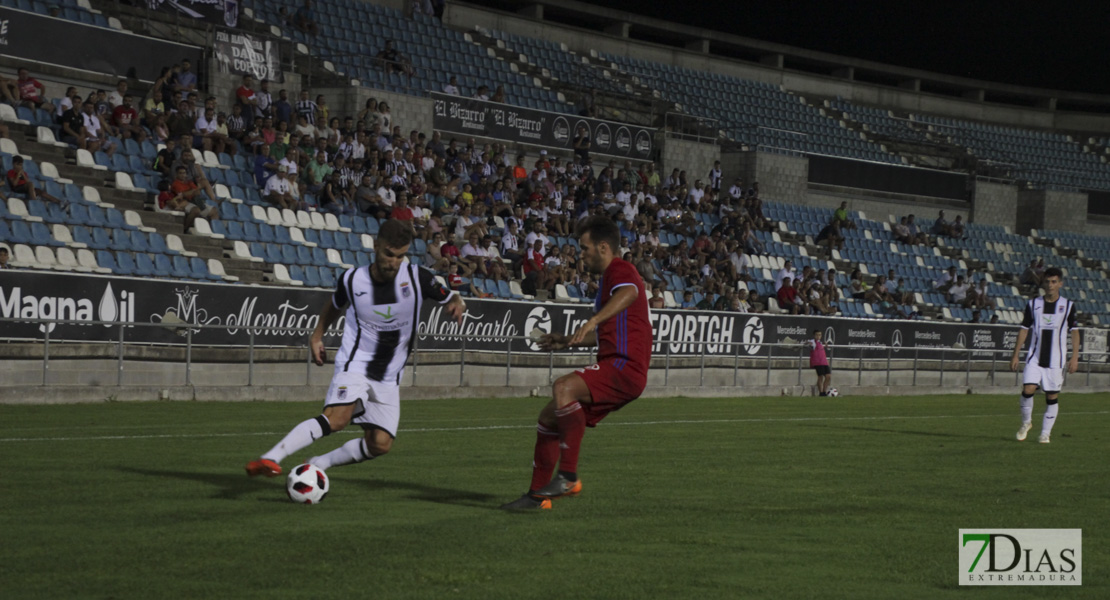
[
  {"xmin": 118, "ymin": 466, "xmax": 272, "ymax": 500},
  {"xmin": 799, "ymin": 423, "xmax": 1007, "ymax": 441},
  {"xmin": 347, "ymin": 477, "xmax": 500, "ymax": 509}
]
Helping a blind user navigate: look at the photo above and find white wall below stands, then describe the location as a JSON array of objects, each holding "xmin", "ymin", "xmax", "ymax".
[{"xmin": 5, "ymin": 357, "xmax": 1110, "ymax": 404}]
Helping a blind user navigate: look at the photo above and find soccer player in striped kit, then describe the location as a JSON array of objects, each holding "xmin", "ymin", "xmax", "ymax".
[
  {"xmin": 1010, "ymin": 268, "xmax": 1079, "ymax": 444},
  {"xmin": 501, "ymin": 215, "xmax": 653, "ymax": 510},
  {"xmin": 246, "ymin": 219, "xmax": 465, "ymax": 478}
]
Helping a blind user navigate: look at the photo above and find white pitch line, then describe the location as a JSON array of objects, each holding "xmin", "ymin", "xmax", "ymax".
[{"xmin": 1, "ymin": 410, "xmax": 1107, "ymax": 443}]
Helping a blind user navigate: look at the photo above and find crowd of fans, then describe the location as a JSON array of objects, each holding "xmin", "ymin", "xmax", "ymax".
[{"xmin": 2, "ymin": 59, "xmax": 1006, "ymax": 323}]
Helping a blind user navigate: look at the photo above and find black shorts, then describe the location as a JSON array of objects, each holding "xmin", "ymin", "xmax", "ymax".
[{"xmin": 814, "ymin": 365, "xmax": 831, "ymax": 376}]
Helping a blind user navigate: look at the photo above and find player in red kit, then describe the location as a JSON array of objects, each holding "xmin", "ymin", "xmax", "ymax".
[{"xmin": 501, "ymin": 215, "xmax": 652, "ymax": 510}]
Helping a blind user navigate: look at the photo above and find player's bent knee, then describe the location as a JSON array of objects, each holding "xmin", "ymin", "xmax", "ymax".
[
  {"xmin": 552, "ymin": 374, "xmax": 588, "ymax": 408},
  {"xmin": 365, "ymin": 430, "xmax": 394, "ymax": 455}
]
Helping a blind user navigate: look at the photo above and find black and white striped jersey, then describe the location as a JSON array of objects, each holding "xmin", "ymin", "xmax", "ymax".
[
  {"xmin": 332, "ymin": 263, "xmax": 453, "ymax": 383},
  {"xmin": 1021, "ymin": 296, "xmax": 1078, "ymax": 369}
]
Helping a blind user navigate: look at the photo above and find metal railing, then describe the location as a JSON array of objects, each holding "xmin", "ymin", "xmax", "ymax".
[{"xmin": 4, "ymin": 317, "xmax": 1108, "ymax": 390}]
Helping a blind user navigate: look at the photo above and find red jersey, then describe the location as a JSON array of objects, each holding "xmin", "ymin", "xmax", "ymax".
[
  {"xmin": 112, "ymin": 105, "xmax": 138, "ymax": 127},
  {"xmin": 593, "ymin": 257, "xmax": 651, "ymax": 373}
]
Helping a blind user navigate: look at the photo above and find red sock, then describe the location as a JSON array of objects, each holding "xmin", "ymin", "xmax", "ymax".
[
  {"xmin": 529, "ymin": 422, "xmax": 560, "ymax": 493},
  {"xmin": 555, "ymin": 401, "xmax": 586, "ymax": 475}
]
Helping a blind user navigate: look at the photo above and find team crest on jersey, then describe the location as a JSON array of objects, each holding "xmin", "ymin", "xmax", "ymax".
[
  {"xmin": 338, "ymin": 386, "xmax": 347, "ymax": 400},
  {"xmin": 401, "ymin": 282, "xmax": 411, "ymax": 298}
]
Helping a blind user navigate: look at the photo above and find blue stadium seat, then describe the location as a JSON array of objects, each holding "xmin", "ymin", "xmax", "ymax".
[
  {"xmin": 289, "ymin": 264, "xmax": 306, "ymax": 283},
  {"xmin": 257, "ymin": 223, "xmax": 276, "ymax": 243},
  {"xmin": 115, "ymin": 252, "xmax": 138, "ymax": 276},
  {"xmin": 263, "ymin": 243, "xmax": 283, "ymax": 264},
  {"xmin": 281, "ymin": 245, "xmax": 299, "ymax": 265},
  {"xmin": 170, "ymin": 255, "xmax": 192, "ymax": 278},
  {"xmin": 319, "ymin": 266, "xmax": 337, "ymax": 288},
  {"xmin": 153, "ymin": 254, "xmax": 173, "ymax": 277},
  {"xmin": 133, "ymin": 252, "xmax": 156, "ymax": 277},
  {"xmin": 96, "ymin": 250, "xmax": 120, "ymax": 274},
  {"xmin": 302, "ymin": 266, "xmax": 323, "ymax": 287},
  {"xmin": 191, "ymin": 257, "xmax": 221, "ymax": 280}
]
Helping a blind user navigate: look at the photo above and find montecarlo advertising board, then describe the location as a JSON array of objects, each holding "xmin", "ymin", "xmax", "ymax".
[
  {"xmin": 4, "ymin": 272, "xmax": 1104, "ymax": 363},
  {"xmin": 431, "ymin": 92, "xmax": 654, "ymax": 161}
]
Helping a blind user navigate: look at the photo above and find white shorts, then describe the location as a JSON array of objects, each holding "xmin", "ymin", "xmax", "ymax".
[
  {"xmin": 1023, "ymin": 363, "xmax": 1064, "ymax": 393},
  {"xmin": 324, "ymin": 371, "xmax": 401, "ymax": 437}
]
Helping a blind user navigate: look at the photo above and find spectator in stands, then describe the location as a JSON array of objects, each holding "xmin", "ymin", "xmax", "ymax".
[
  {"xmin": 193, "ymin": 107, "xmax": 221, "ymax": 153},
  {"xmin": 108, "ymin": 79, "xmax": 128, "ymax": 108},
  {"xmin": 815, "ymin": 217, "xmax": 844, "ymax": 253},
  {"xmin": 16, "ymin": 68, "xmax": 52, "ymax": 112},
  {"xmin": 931, "ymin": 210, "xmax": 951, "ymax": 237},
  {"xmin": 273, "ymin": 89, "xmax": 293, "ymax": 125},
  {"xmin": 0, "ymin": 74, "xmax": 18, "ymax": 104},
  {"xmin": 776, "ymin": 277, "xmax": 803, "ymax": 315},
  {"xmin": 572, "ymin": 125, "xmax": 591, "ymax": 163},
  {"xmin": 946, "ymin": 276, "xmax": 970, "ymax": 306},
  {"xmin": 847, "ymin": 269, "xmax": 868, "ymax": 300},
  {"xmin": 1019, "ymin": 259, "xmax": 1041, "ymax": 290},
  {"xmin": 112, "ymin": 95, "xmax": 146, "ymax": 142},
  {"xmin": 969, "ymin": 310, "xmax": 982, "ymax": 324},
  {"xmin": 54, "ymin": 86, "xmax": 79, "ymax": 121},
  {"xmin": 319, "ymin": 172, "xmax": 355, "ymax": 216},
  {"xmin": 305, "ymin": 151, "xmax": 333, "ymax": 194},
  {"xmin": 499, "ymin": 219, "xmax": 523, "ymax": 271},
  {"xmin": 81, "ymin": 100, "xmax": 117, "ymax": 156},
  {"xmin": 168, "ymin": 166, "xmax": 219, "ymax": 233},
  {"xmin": 827, "ymin": 201, "xmax": 852, "ymax": 230},
  {"xmin": 443, "ymin": 76, "xmax": 461, "ymax": 95},
  {"xmin": 253, "ymin": 143, "xmax": 280, "ymax": 187},
  {"xmin": 235, "ymin": 75, "xmax": 258, "ymax": 129},
  {"xmin": 172, "ymin": 150, "xmax": 217, "ymax": 205},
  {"xmin": 934, "ymin": 265, "xmax": 958, "ymax": 292},
  {"xmin": 264, "ymin": 165, "xmax": 297, "ymax": 210},
  {"xmin": 989, "ymin": 314, "xmax": 1000, "ymax": 325},
  {"xmin": 474, "ymin": 85, "xmax": 490, "ymax": 101},
  {"xmin": 905, "ymin": 214, "xmax": 928, "ymax": 245},
  {"xmin": 0, "ymin": 247, "xmax": 10, "ymax": 270},
  {"xmin": 968, "ymin": 279, "xmax": 991, "ymax": 309},
  {"xmin": 295, "ymin": 90, "xmax": 318, "ymax": 126},
  {"xmin": 379, "ymin": 102, "xmax": 393, "ymax": 130},
  {"xmin": 294, "ymin": 0, "xmax": 319, "ymax": 35},
  {"xmin": 7, "ymin": 156, "xmax": 64, "ymax": 207},
  {"xmin": 522, "ymin": 238, "xmax": 554, "ymax": 295},
  {"xmin": 490, "ymin": 85, "xmax": 506, "ymax": 103},
  {"xmin": 774, "ymin": 259, "xmax": 796, "ymax": 292},
  {"xmin": 60, "ymin": 100, "xmax": 92, "ymax": 152},
  {"xmin": 173, "ymin": 58, "xmax": 197, "ymax": 93},
  {"xmin": 892, "ymin": 216, "xmax": 912, "ymax": 244},
  {"xmin": 950, "ymin": 215, "xmax": 966, "ymax": 239},
  {"xmin": 143, "ymin": 89, "xmax": 167, "ymax": 125},
  {"xmin": 375, "ymin": 41, "xmax": 414, "ymax": 81}
]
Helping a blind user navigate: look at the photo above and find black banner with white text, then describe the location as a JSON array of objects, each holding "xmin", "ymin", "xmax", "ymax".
[
  {"xmin": 431, "ymin": 91, "xmax": 655, "ymax": 161},
  {"xmin": 144, "ymin": 0, "xmax": 239, "ymax": 28},
  {"xmin": 214, "ymin": 28, "xmax": 284, "ymax": 83},
  {"xmin": 3, "ymin": 272, "xmax": 1104, "ymax": 364}
]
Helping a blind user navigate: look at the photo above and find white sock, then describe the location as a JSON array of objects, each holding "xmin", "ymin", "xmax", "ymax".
[
  {"xmin": 262, "ymin": 415, "xmax": 330, "ymax": 464},
  {"xmin": 1042, "ymin": 403, "xmax": 1059, "ymax": 436},
  {"xmin": 1019, "ymin": 394, "xmax": 1034, "ymax": 424},
  {"xmin": 310, "ymin": 438, "xmax": 374, "ymax": 470}
]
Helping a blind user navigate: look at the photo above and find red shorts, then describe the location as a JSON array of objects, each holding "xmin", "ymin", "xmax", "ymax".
[{"xmin": 574, "ymin": 358, "xmax": 647, "ymax": 427}]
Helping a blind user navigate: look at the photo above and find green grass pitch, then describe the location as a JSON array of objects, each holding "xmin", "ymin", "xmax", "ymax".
[{"xmin": 1, "ymin": 393, "xmax": 1106, "ymax": 599}]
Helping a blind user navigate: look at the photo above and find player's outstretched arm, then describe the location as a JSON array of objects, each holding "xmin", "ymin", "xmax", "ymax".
[
  {"xmin": 569, "ymin": 285, "xmax": 639, "ymax": 346},
  {"xmin": 310, "ymin": 300, "xmax": 343, "ymax": 366}
]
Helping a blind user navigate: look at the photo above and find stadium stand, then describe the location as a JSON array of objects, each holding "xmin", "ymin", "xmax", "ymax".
[{"xmin": 3, "ymin": 0, "xmax": 1109, "ymax": 330}]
